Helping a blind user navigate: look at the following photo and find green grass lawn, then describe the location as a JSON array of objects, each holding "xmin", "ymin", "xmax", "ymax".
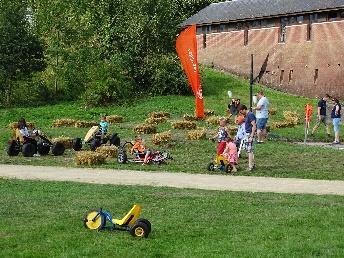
[
  {"xmin": 1, "ymin": 69, "xmax": 343, "ymax": 180},
  {"xmin": 0, "ymin": 179, "xmax": 343, "ymax": 257}
]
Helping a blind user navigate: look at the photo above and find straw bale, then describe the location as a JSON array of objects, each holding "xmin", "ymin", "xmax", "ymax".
[
  {"xmin": 75, "ymin": 151, "xmax": 106, "ymax": 166},
  {"xmin": 145, "ymin": 117, "xmax": 168, "ymax": 125},
  {"xmin": 269, "ymin": 108, "xmax": 277, "ymax": 116},
  {"xmin": 187, "ymin": 128, "xmax": 207, "ymax": 140},
  {"xmin": 96, "ymin": 145, "xmax": 119, "ymax": 158},
  {"xmin": 204, "ymin": 109, "xmax": 215, "ymax": 117},
  {"xmin": 52, "ymin": 137, "xmax": 73, "ymax": 149},
  {"xmin": 74, "ymin": 120, "xmax": 98, "ymax": 128},
  {"xmin": 52, "ymin": 119, "xmax": 77, "ymax": 128},
  {"xmin": 171, "ymin": 120, "xmax": 197, "ymax": 130},
  {"xmin": 133, "ymin": 124, "xmax": 157, "ymax": 134},
  {"xmin": 106, "ymin": 115, "xmax": 124, "ymax": 124},
  {"xmin": 271, "ymin": 121, "xmax": 296, "ymax": 129},
  {"xmin": 149, "ymin": 111, "xmax": 171, "ymax": 119},
  {"xmin": 228, "ymin": 126, "xmax": 238, "ymax": 135},
  {"xmin": 206, "ymin": 116, "xmax": 220, "ymax": 126},
  {"xmin": 183, "ymin": 114, "xmax": 198, "ymax": 121},
  {"xmin": 152, "ymin": 131, "xmax": 172, "ymax": 145},
  {"xmin": 9, "ymin": 122, "xmax": 35, "ymax": 130},
  {"xmin": 283, "ymin": 111, "xmax": 300, "ymax": 125}
]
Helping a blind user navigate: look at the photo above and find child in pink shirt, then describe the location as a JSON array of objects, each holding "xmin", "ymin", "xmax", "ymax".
[{"xmin": 223, "ymin": 137, "xmax": 238, "ymax": 172}]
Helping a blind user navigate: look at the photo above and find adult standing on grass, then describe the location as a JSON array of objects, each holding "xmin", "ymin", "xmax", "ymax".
[
  {"xmin": 253, "ymin": 91, "xmax": 269, "ymax": 143},
  {"xmin": 311, "ymin": 94, "xmax": 331, "ymax": 137},
  {"xmin": 239, "ymin": 105, "xmax": 256, "ymax": 171},
  {"xmin": 331, "ymin": 98, "xmax": 341, "ymax": 144}
]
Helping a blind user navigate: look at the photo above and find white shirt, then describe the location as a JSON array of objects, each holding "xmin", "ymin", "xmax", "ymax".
[
  {"xmin": 19, "ymin": 127, "xmax": 30, "ymax": 137},
  {"xmin": 236, "ymin": 124, "xmax": 246, "ymax": 141},
  {"xmin": 256, "ymin": 96, "xmax": 269, "ymax": 119}
]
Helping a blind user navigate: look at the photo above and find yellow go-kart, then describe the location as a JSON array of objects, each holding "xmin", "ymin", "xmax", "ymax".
[
  {"xmin": 207, "ymin": 154, "xmax": 233, "ymax": 173},
  {"xmin": 83, "ymin": 204, "xmax": 151, "ymax": 238}
]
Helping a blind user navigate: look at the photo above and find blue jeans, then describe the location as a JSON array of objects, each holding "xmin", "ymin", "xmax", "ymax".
[
  {"xmin": 257, "ymin": 118, "xmax": 268, "ymax": 130},
  {"xmin": 332, "ymin": 118, "xmax": 341, "ymax": 133}
]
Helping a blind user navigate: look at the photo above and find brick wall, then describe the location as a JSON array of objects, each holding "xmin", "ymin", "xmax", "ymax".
[{"xmin": 197, "ymin": 20, "xmax": 344, "ymax": 98}]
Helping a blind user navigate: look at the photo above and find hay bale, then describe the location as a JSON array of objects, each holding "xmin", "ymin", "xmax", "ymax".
[
  {"xmin": 106, "ymin": 115, "xmax": 124, "ymax": 124},
  {"xmin": 206, "ymin": 116, "xmax": 220, "ymax": 126},
  {"xmin": 171, "ymin": 120, "xmax": 197, "ymax": 130},
  {"xmin": 75, "ymin": 151, "xmax": 106, "ymax": 166},
  {"xmin": 9, "ymin": 122, "xmax": 35, "ymax": 130},
  {"xmin": 149, "ymin": 111, "xmax": 171, "ymax": 119},
  {"xmin": 145, "ymin": 117, "xmax": 168, "ymax": 125},
  {"xmin": 228, "ymin": 126, "xmax": 238, "ymax": 135},
  {"xmin": 205, "ymin": 109, "xmax": 215, "ymax": 117},
  {"xmin": 269, "ymin": 108, "xmax": 277, "ymax": 116},
  {"xmin": 271, "ymin": 121, "xmax": 296, "ymax": 129},
  {"xmin": 133, "ymin": 124, "xmax": 157, "ymax": 134},
  {"xmin": 183, "ymin": 114, "xmax": 198, "ymax": 121},
  {"xmin": 52, "ymin": 119, "xmax": 77, "ymax": 128},
  {"xmin": 187, "ymin": 128, "xmax": 207, "ymax": 140},
  {"xmin": 74, "ymin": 120, "xmax": 98, "ymax": 128},
  {"xmin": 152, "ymin": 131, "xmax": 172, "ymax": 145},
  {"xmin": 96, "ymin": 145, "xmax": 119, "ymax": 158},
  {"xmin": 52, "ymin": 137, "xmax": 73, "ymax": 149},
  {"xmin": 283, "ymin": 111, "xmax": 300, "ymax": 125}
]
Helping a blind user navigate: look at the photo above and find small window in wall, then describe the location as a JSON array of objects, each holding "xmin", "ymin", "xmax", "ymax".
[
  {"xmin": 212, "ymin": 24, "xmax": 220, "ymax": 33},
  {"xmin": 236, "ymin": 22, "xmax": 243, "ymax": 30},
  {"xmin": 340, "ymin": 11, "xmax": 344, "ymax": 19},
  {"xmin": 310, "ymin": 13, "xmax": 318, "ymax": 23},
  {"xmin": 280, "ymin": 70, "xmax": 285, "ymax": 83},
  {"xmin": 251, "ymin": 20, "xmax": 261, "ymax": 28},
  {"xmin": 196, "ymin": 26, "xmax": 202, "ymax": 35},
  {"xmin": 227, "ymin": 23, "xmax": 236, "ymax": 31},
  {"xmin": 279, "ymin": 18, "xmax": 287, "ymax": 43},
  {"xmin": 328, "ymin": 11, "xmax": 338, "ymax": 21},
  {"xmin": 289, "ymin": 16, "xmax": 297, "ymax": 25},
  {"xmin": 307, "ymin": 22, "xmax": 312, "ymax": 41},
  {"xmin": 244, "ymin": 29, "xmax": 248, "ymax": 46},
  {"xmin": 288, "ymin": 70, "xmax": 293, "ymax": 83},
  {"xmin": 220, "ymin": 24, "xmax": 227, "ymax": 32},
  {"xmin": 314, "ymin": 69, "xmax": 319, "ymax": 84},
  {"xmin": 297, "ymin": 16, "xmax": 304, "ymax": 24},
  {"xmin": 317, "ymin": 13, "xmax": 328, "ymax": 22},
  {"xmin": 203, "ymin": 34, "xmax": 207, "ymax": 49}
]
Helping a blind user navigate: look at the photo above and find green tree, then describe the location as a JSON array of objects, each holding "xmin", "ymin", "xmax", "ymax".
[{"xmin": 0, "ymin": 0, "xmax": 45, "ymax": 105}]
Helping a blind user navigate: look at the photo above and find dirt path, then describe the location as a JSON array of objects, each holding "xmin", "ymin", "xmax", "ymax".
[{"xmin": 0, "ymin": 165, "xmax": 344, "ymax": 196}]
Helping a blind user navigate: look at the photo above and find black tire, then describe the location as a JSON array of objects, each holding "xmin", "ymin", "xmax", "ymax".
[
  {"xmin": 83, "ymin": 209, "xmax": 105, "ymax": 231},
  {"xmin": 117, "ymin": 152, "xmax": 128, "ymax": 164},
  {"xmin": 90, "ymin": 139, "xmax": 101, "ymax": 151},
  {"xmin": 207, "ymin": 162, "xmax": 215, "ymax": 171},
  {"xmin": 37, "ymin": 141, "xmax": 50, "ymax": 156},
  {"xmin": 22, "ymin": 143, "xmax": 36, "ymax": 157},
  {"xmin": 136, "ymin": 218, "xmax": 151, "ymax": 233},
  {"xmin": 129, "ymin": 221, "xmax": 150, "ymax": 238},
  {"xmin": 225, "ymin": 164, "xmax": 233, "ymax": 174},
  {"xmin": 51, "ymin": 142, "xmax": 65, "ymax": 156},
  {"xmin": 72, "ymin": 138, "xmax": 83, "ymax": 151},
  {"xmin": 109, "ymin": 133, "xmax": 121, "ymax": 147},
  {"xmin": 7, "ymin": 140, "xmax": 20, "ymax": 156}
]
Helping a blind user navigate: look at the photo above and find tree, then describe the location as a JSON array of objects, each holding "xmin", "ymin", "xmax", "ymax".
[{"xmin": 0, "ymin": 0, "xmax": 45, "ymax": 105}]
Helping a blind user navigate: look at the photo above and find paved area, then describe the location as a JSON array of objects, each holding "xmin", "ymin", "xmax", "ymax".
[{"xmin": 1, "ymin": 165, "xmax": 344, "ymax": 196}]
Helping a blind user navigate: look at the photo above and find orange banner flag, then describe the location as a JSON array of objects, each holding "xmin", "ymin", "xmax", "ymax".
[{"xmin": 176, "ymin": 25, "xmax": 205, "ymax": 118}]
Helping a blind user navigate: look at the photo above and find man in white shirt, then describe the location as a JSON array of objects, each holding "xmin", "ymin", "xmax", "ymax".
[{"xmin": 253, "ymin": 91, "xmax": 269, "ymax": 143}]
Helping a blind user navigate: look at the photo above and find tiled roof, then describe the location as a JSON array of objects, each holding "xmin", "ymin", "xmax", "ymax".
[{"xmin": 181, "ymin": 0, "xmax": 344, "ymax": 26}]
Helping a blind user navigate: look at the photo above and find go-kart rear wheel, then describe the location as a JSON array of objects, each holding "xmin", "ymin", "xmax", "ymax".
[
  {"xmin": 90, "ymin": 139, "xmax": 101, "ymax": 151},
  {"xmin": 37, "ymin": 141, "xmax": 50, "ymax": 156},
  {"xmin": 22, "ymin": 143, "xmax": 36, "ymax": 157},
  {"xmin": 109, "ymin": 133, "xmax": 120, "ymax": 147},
  {"xmin": 51, "ymin": 142, "xmax": 65, "ymax": 156},
  {"xmin": 129, "ymin": 221, "xmax": 150, "ymax": 238},
  {"xmin": 207, "ymin": 162, "xmax": 215, "ymax": 171},
  {"xmin": 136, "ymin": 218, "xmax": 151, "ymax": 233},
  {"xmin": 117, "ymin": 152, "xmax": 128, "ymax": 164},
  {"xmin": 83, "ymin": 210, "xmax": 105, "ymax": 231},
  {"xmin": 225, "ymin": 164, "xmax": 233, "ymax": 174},
  {"xmin": 7, "ymin": 140, "xmax": 20, "ymax": 156},
  {"xmin": 72, "ymin": 138, "xmax": 82, "ymax": 151}
]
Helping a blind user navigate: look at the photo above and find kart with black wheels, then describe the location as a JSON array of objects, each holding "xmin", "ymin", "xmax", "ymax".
[
  {"xmin": 7, "ymin": 129, "xmax": 65, "ymax": 157},
  {"xmin": 83, "ymin": 204, "xmax": 151, "ymax": 238},
  {"xmin": 117, "ymin": 141, "xmax": 172, "ymax": 165},
  {"xmin": 207, "ymin": 155, "xmax": 233, "ymax": 173},
  {"xmin": 72, "ymin": 126, "xmax": 120, "ymax": 152}
]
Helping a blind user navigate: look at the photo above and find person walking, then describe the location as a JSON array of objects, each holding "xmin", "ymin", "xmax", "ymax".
[
  {"xmin": 239, "ymin": 105, "xmax": 256, "ymax": 171},
  {"xmin": 331, "ymin": 98, "xmax": 341, "ymax": 144},
  {"xmin": 311, "ymin": 94, "xmax": 331, "ymax": 137},
  {"xmin": 254, "ymin": 91, "xmax": 269, "ymax": 143}
]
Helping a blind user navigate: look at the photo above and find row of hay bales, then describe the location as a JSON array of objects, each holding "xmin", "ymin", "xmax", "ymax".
[
  {"xmin": 75, "ymin": 146, "xmax": 119, "ymax": 165},
  {"xmin": 52, "ymin": 115, "xmax": 124, "ymax": 128},
  {"xmin": 271, "ymin": 111, "xmax": 301, "ymax": 129}
]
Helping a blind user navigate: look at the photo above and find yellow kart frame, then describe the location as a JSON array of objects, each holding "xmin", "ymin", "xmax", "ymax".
[{"xmin": 83, "ymin": 204, "xmax": 151, "ymax": 238}]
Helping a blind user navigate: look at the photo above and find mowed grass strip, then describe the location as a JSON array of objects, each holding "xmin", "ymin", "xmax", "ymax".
[
  {"xmin": 0, "ymin": 179, "xmax": 343, "ymax": 257},
  {"xmin": 0, "ymin": 69, "xmax": 343, "ymax": 180}
]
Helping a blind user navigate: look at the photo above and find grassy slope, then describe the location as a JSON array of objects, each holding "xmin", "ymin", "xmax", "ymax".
[
  {"xmin": 0, "ymin": 179, "xmax": 343, "ymax": 257},
  {"xmin": 0, "ymin": 69, "xmax": 343, "ymax": 180}
]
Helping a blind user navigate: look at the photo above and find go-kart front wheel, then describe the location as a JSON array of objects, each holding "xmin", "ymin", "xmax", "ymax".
[
  {"xmin": 207, "ymin": 162, "xmax": 215, "ymax": 171},
  {"xmin": 83, "ymin": 210, "xmax": 105, "ymax": 231},
  {"xmin": 225, "ymin": 164, "xmax": 233, "ymax": 174},
  {"xmin": 7, "ymin": 140, "xmax": 20, "ymax": 156},
  {"xmin": 129, "ymin": 221, "xmax": 150, "ymax": 238},
  {"xmin": 117, "ymin": 152, "xmax": 128, "ymax": 164}
]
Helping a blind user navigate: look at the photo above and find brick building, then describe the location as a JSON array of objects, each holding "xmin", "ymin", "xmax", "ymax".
[{"xmin": 181, "ymin": 0, "xmax": 344, "ymax": 98}]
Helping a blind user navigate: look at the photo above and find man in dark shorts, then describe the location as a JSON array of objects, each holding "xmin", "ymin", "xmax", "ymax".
[
  {"xmin": 239, "ymin": 105, "xmax": 257, "ymax": 171},
  {"xmin": 311, "ymin": 94, "xmax": 331, "ymax": 137}
]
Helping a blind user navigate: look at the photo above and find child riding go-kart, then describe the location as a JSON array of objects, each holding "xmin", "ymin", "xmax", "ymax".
[{"xmin": 117, "ymin": 137, "xmax": 172, "ymax": 165}]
